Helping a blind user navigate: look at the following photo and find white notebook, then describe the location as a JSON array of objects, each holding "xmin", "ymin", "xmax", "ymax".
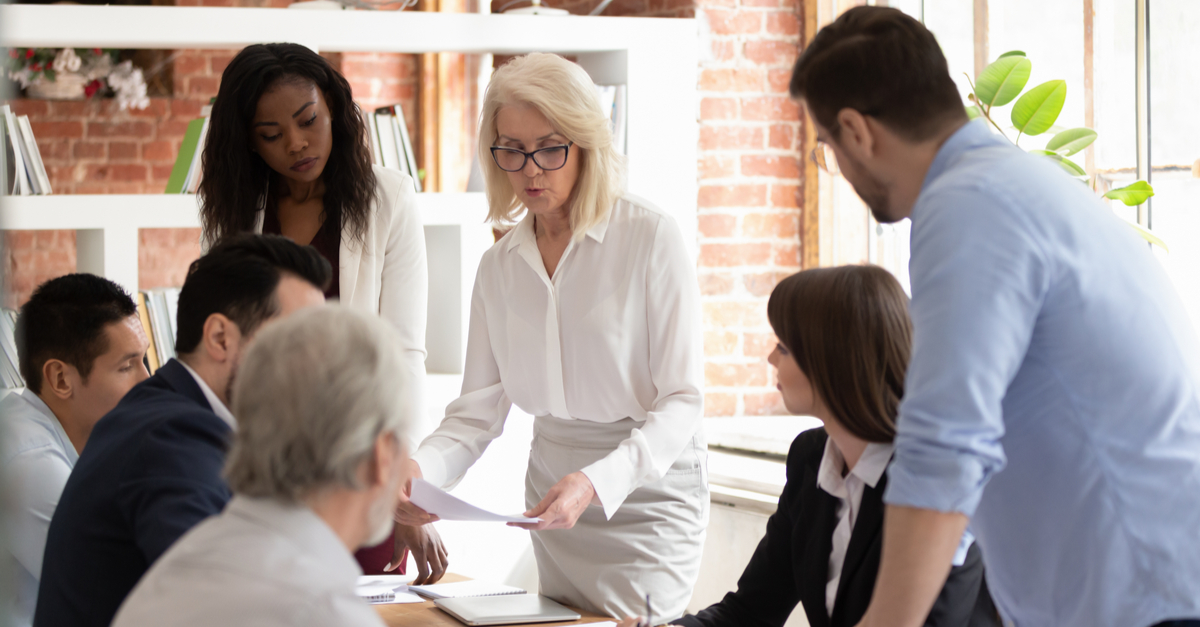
[{"xmin": 409, "ymin": 580, "xmax": 526, "ymax": 600}]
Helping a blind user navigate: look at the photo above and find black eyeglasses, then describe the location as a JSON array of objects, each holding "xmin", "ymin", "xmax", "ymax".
[{"xmin": 490, "ymin": 142, "xmax": 573, "ymax": 172}]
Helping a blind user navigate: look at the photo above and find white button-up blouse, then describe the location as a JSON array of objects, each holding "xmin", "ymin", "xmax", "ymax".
[{"xmin": 412, "ymin": 194, "xmax": 703, "ymax": 519}]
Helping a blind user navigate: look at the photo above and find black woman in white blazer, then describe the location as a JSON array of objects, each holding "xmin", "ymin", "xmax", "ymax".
[{"xmin": 197, "ymin": 43, "xmax": 444, "ymax": 583}]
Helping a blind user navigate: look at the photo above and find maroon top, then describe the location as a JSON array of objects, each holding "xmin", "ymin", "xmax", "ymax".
[
  {"xmin": 261, "ymin": 203, "xmax": 341, "ymax": 301},
  {"xmin": 261, "ymin": 202, "xmax": 408, "ymax": 576}
]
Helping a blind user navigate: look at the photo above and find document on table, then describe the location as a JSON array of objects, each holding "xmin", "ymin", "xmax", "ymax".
[
  {"xmin": 356, "ymin": 575, "xmax": 424, "ymax": 605},
  {"xmin": 409, "ymin": 478, "xmax": 541, "ymax": 523}
]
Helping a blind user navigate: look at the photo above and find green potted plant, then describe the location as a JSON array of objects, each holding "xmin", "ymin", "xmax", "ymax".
[{"xmin": 964, "ymin": 50, "xmax": 1164, "ymax": 249}]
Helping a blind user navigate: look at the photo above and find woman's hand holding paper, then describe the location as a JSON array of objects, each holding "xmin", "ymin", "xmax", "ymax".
[{"xmin": 509, "ymin": 471, "xmax": 598, "ymax": 530}]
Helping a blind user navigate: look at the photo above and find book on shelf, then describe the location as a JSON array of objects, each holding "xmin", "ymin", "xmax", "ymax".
[
  {"xmin": 165, "ymin": 117, "xmax": 206, "ymax": 194},
  {"xmin": 593, "ymin": 84, "xmax": 627, "ymax": 155},
  {"xmin": 135, "ymin": 294, "xmax": 161, "ymax": 373},
  {"xmin": 1, "ymin": 308, "xmax": 25, "ymax": 390},
  {"xmin": 1, "ymin": 105, "xmax": 50, "ymax": 196},
  {"xmin": 140, "ymin": 287, "xmax": 181, "ymax": 373},
  {"xmin": 371, "ymin": 104, "xmax": 422, "ymax": 192},
  {"xmin": 18, "ymin": 116, "xmax": 52, "ymax": 194}
]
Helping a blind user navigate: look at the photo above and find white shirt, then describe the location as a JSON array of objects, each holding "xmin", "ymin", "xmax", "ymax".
[
  {"xmin": 412, "ymin": 194, "xmax": 704, "ymax": 518},
  {"xmin": 0, "ymin": 389, "xmax": 79, "ymax": 627},
  {"xmin": 179, "ymin": 360, "xmax": 236, "ymax": 429},
  {"xmin": 112, "ymin": 495, "xmax": 384, "ymax": 627},
  {"xmin": 816, "ymin": 439, "xmax": 893, "ymax": 617}
]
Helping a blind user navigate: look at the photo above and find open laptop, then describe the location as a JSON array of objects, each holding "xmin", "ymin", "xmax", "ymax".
[{"xmin": 434, "ymin": 595, "xmax": 583, "ymax": 626}]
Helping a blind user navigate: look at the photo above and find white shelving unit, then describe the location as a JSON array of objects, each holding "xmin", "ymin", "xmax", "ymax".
[{"xmin": 0, "ymin": 4, "xmax": 699, "ymax": 379}]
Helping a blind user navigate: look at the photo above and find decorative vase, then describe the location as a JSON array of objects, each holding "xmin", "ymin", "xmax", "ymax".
[{"xmin": 25, "ymin": 72, "xmax": 89, "ymax": 100}]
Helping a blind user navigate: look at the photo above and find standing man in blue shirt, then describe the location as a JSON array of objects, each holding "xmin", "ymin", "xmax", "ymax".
[{"xmin": 788, "ymin": 7, "xmax": 1200, "ymax": 627}]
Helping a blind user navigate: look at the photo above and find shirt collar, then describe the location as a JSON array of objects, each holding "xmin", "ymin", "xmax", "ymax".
[
  {"xmin": 225, "ymin": 495, "xmax": 362, "ymax": 583},
  {"xmin": 817, "ymin": 436, "xmax": 895, "ymax": 498},
  {"xmin": 17, "ymin": 388, "xmax": 79, "ymax": 465},
  {"xmin": 178, "ymin": 361, "xmax": 237, "ymax": 429},
  {"xmin": 919, "ymin": 119, "xmax": 998, "ymax": 195},
  {"xmin": 503, "ymin": 207, "xmax": 613, "ymax": 252}
]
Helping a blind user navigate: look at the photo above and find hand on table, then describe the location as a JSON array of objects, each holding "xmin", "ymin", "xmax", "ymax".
[
  {"xmin": 393, "ymin": 459, "xmax": 439, "ymax": 527},
  {"xmin": 386, "ymin": 523, "xmax": 448, "ymax": 585},
  {"xmin": 508, "ymin": 471, "xmax": 597, "ymax": 530}
]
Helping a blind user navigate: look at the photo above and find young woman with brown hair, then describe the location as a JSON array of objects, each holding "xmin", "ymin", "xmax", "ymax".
[{"xmin": 622, "ymin": 265, "xmax": 996, "ymax": 627}]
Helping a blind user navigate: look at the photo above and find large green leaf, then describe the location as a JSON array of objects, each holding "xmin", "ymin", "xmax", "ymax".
[
  {"xmin": 1011, "ymin": 80, "xmax": 1067, "ymax": 137},
  {"xmin": 1046, "ymin": 127, "xmax": 1097, "ymax": 156},
  {"xmin": 975, "ymin": 56, "xmax": 1033, "ymax": 108},
  {"xmin": 1120, "ymin": 217, "xmax": 1169, "ymax": 251},
  {"xmin": 1031, "ymin": 150, "xmax": 1087, "ymax": 177},
  {"xmin": 1104, "ymin": 180, "xmax": 1155, "ymax": 206}
]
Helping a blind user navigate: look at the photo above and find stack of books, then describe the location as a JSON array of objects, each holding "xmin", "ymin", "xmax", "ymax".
[
  {"xmin": 2, "ymin": 104, "xmax": 52, "ymax": 196},
  {"xmin": 136, "ymin": 288, "xmax": 180, "ymax": 374},
  {"xmin": 164, "ymin": 104, "xmax": 212, "ymax": 194},
  {"xmin": 1, "ymin": 309, "xmax": 23, "ymax": 390},
  {"xmin": 365, "ymin": 104, "xmax": 421, "ymax": 192}
]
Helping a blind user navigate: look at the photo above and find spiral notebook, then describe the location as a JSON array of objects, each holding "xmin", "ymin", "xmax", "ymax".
[{"xmin": 408, "ymin": 581, "xmax": 526, "ymax": 600}]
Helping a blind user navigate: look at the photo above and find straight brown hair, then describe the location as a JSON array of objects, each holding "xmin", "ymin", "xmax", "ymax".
[{"xmin": 767, "ymin": 265, "xmax": 912, "ymax": 443}]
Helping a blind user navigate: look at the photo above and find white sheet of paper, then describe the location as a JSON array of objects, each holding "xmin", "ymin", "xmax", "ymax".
[
  {"xmin": 356, "ymin": 575, "xmax": 424, "ymax": 605},
  {"xmin": 409, "ymin": 478, "xmax": 541, "ymax": 523}
]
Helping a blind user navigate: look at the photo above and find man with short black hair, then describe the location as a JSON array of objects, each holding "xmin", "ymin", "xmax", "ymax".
[
  {"xmin": 35, "ymin": 234, "xmax": 331, "ymax": 627},
  {"xmin": 789, "ymin": 7, "xmax": 1200, "ymax": 627},
  {"xmin": 2, "ymin": 274, "xmax": 149, "ymax": 627}
]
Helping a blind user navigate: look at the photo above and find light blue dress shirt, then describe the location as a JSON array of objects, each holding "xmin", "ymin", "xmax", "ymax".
[
  {"xmin": 885, "ymin": 120, "xmax": 1200, "ymax": 627},
  {"xmin": 1, "ymin": 389, "xmax": 79, "ymax": 627}
]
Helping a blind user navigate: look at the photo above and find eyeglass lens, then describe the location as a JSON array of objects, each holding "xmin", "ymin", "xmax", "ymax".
[{"xmin": 493, "ymin": 146, "xmax": 569, "ymax": 172}]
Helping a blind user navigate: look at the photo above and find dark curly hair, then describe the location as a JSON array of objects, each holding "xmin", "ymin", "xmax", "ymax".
[{"xmin": 198, "ymin": 43, "xmax": 375, "ymax": 246}]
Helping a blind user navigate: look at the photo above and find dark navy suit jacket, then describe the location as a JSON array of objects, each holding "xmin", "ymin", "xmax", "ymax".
[
  {"xmin": 34, "ymin": 359, "xmax": 233, "ymax": 627},
  {"xmin": 677, "ymin": 428, "xmax": 998, "ymax": 627}
]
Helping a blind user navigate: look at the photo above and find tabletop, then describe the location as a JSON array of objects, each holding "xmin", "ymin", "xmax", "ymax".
[{"xmin": 374, "ymin": 573, "xmax": 614, "ymax": 627}]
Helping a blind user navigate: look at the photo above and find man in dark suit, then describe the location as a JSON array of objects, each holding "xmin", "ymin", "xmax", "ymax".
[{"xmin": 34, "ymin": 234, "xmax": 330, "ymax": 627}]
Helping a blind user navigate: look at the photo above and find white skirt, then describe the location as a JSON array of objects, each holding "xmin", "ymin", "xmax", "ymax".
[{"xmin": 526, "ymin": 415, "xmax": 709, "ymax": 622}]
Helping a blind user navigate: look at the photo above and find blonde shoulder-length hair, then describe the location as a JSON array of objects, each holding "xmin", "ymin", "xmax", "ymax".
[{"xmin": 479, "ymin": 53, "xmax": 626, "ymax": 239}]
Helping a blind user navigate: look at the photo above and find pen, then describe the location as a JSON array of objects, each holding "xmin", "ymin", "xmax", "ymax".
[{"xmin": 641, "ymin": 593, "xmax": 653, "ymax": 627}]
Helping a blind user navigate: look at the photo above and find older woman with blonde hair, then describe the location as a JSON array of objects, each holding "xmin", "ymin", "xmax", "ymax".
[{"xmin": 394, "ymin": 52, "xmax": 708, "ymax": 621}]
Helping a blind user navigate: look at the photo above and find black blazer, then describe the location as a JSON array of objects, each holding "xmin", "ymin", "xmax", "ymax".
[
  {"xmin": 35, "ymin": 359, "xmax": 234, "ymax": 627},
  {"xmin": 677, "ymin": 428, "xmax": 996, "ymax": 627}
]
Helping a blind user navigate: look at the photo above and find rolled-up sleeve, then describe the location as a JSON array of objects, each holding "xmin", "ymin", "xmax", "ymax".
[
  {"xmin": 885, "ymin": 185, "xmax": 1049, "ymax": 516},
  {"xmin": 580, "ymin": 215, "xmax": 704, "ymax": 519}
]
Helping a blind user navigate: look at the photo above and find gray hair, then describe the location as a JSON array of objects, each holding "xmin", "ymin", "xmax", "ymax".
[{"xmin": 225, "ymin": 305, "xmax": 410, "ymax": 502}]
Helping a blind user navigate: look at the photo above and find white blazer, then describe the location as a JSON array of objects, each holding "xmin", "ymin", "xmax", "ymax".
[{"xmin": 207, "ymin": 165, "xmax": 429, "ymax": 426}]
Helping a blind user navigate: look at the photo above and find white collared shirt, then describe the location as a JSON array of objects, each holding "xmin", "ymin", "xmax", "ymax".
[
  {"xmin": 112, "ymin": 495, "xmax": 384, "ymax": 627},
  {"xmin": 1, "ymin": 389, "xmax": 79, "ymax": 627},
  {"xmin": 412, "ymin": 194, "xmax": 704, "ymax": 518},
  {"xmin": 817, "ymin": 438, "xmax": 894, "ymax": 618},
  {"xmin": 178, "ymin": 360, "xmax": 236, "ymax": 429}
]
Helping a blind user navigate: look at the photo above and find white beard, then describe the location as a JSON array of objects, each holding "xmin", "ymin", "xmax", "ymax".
[{"xmin": 364, "ymin": 488, "xmax": 396, "ymax": 547}]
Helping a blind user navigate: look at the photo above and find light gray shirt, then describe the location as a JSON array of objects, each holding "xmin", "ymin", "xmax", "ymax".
[
  {"xmin": 1, "ymin": 389, "xmax": 78, "ymax": 627},
  {"xmin": 112, "ymin": 495, "xmax": 385, "ymax": 627}
]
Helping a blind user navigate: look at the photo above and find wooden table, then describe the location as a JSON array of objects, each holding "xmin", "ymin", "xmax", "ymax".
[{"xmin": 375, "ymin": 574, "xmax": 613, "ymax": 626}]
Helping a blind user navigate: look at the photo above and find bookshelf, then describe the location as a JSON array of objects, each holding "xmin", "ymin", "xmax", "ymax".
[{"xmin": 0, "ymin": 4, "xmax": 700, "ymax": 384}]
